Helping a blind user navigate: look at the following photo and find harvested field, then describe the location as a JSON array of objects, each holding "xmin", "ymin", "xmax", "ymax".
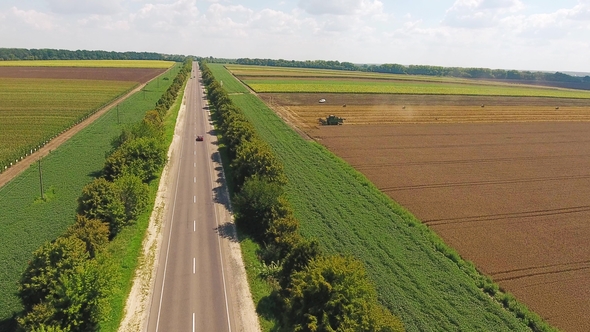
[
  {"xmin": 307, "ymin": 122, "xmax": 590, "ymax": 332},
  {"xmin": 260, "ymin": 93, "xmax": 590, "ymax": 126},
  {"xmin": 0, "ymin": 66, "xmax": 166, "ymax": 84}
]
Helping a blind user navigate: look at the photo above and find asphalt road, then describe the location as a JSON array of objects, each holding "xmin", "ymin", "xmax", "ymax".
[{"xmin": 147, "ymin": 62, "xmax": 234, "ymax": 332}]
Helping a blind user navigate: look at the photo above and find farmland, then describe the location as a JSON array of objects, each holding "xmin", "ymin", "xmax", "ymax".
[
  {"xmin": 228, "ymin": 64, "xmax": 590, "ymax": 99},
  {"xmin": 0, "ymin": 59, "xmax": 174, "ymax": 68},
  {"xmin": 221, "ymin": 64, "xmax": 590, "ymax": 331},
  {"xmin": 0, "ymin": 63, "xmax": 180, "ymax": 329},
  {"xmin": 0, "ymin": 65, "xmax": 168, "ymax": 173},
  {"xmin": 207, "ymin": 64, "xmax": 534, "ymax": 331}
]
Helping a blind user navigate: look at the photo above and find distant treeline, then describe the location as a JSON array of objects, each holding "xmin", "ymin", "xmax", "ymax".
[
  {"xmin": 0, "ymin": 48, "xmax": 186, "ymax": 62},
  {"xmin": 230, "ymin": 57, "xmax": 590, "ymax": 87}
]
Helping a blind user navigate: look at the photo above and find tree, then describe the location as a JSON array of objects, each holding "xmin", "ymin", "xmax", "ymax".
[
  {"xmin": 64, "ymin": 215, "xmax": 109, "ymax": 258},
  {"xmin": 233, "ymin": 177, "xmax": 285, "ymax": 241},
  {"xmin": 19, "ymin": 237, "xmax": 88, "ymax": 312},
  {"xmin": 103, "ymin": 136, "xmax": 167, "ymax": 182},
  {"xmin": 265, "ymin": 209, "xmax": 301, "ymax": 262},
  {"xmin": 279, "ymin": 239, "xmax": 322, "ymax": 290},
  {"xmin": 19, "ymin": 258, "xmax": 115, "ymax": 332},
  {"xmin": 283, "ymin": 255, "xmax": 403, "ymax": 332},
  {"xmin": 112, "ymin": 174, "xmax": 149, "ymax": 233},
  {"xmin": 231, "ymin": 138, "xmax": 287, "ymax": 189},
  {"xmin": 78, "ymin": 177, "xmax": 125, "ymax": 233}
]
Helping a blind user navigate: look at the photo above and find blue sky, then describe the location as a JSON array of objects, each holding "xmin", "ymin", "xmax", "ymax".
[{"xmin": 1, "ymin": 0, "xmax": 589, "ymax": 72}]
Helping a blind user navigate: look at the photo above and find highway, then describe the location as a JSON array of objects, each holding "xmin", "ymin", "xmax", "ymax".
[{"xmin": 147, "ymin": 62, "xmax": 245, "ymax": 332}]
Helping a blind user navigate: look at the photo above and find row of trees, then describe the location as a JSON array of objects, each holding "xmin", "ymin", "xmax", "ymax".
[
  {"xmin": 0, "ymin": 48, "xmax": 186, "ymax": 62},
  {"xmin": 17, "ymin": 59, "xmax": 192, "ymax": 331},
  {"xmin": 232, "ymin": 57, "xmax": 590, "ymax": 86},
  {"xmin": 201, "ymin": 62, "xmax": 404, "ymax": 331}
]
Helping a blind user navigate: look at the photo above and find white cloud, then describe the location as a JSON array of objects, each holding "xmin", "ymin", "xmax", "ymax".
[
  {"xmin": 298, "ymin": 0, "xmax": 383, "ymax": 16},
  {"xmin": 45, "ymin": 0, "xmax": 123, "ymax": 15},
  {"xmin": 131, "ymin": 0, "xmax": 200, "ymax": 32},
  {"xmin": 443, "ymin": 0, "xmax": 524, "ymax": 28},
  {"xmin": 11, "ymin": 6, "xmax": 55, "ymax": 30}
]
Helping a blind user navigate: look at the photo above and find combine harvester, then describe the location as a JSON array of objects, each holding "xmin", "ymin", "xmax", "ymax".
[{"xmin": 319, "ymin": 115, "xmax": 345, "ymax": 125}]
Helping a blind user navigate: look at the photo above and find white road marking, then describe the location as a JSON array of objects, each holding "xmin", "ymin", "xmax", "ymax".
[
  {"xmin": 193, "ymin": 196, "xmax": 196, "ymax": 203},
  {"xmin": 154, "ymin": 108, "xmax": 187, "ymax": 332},
  {"xmin": 194, "ymin": 177, "xmax": 196, "ymax": 183},
  {"xmin": 193, "ymin": 258, "xmax": 195, "ymax": 274},
  {"xmin": 194, "ymin": 151, "xmax": 196, "ymax": 155},
  {"xmin": 194, "ymin": 163, "xmax": 196, "ymax": 167},
  {"xmin": 194, "ymin": 220, "xmax": 196, "ymax": 232},
  {"xmin": 192, "ymin": 313, "xmax": 195, "ymax": 332}
]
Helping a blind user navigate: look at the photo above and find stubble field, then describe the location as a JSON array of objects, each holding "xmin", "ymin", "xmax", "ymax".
[
  {"xmin": 229, "ymin": 65, "xmax": 590, "ymax": 331},
  {"xmin": 309, "ymin": 123, "xmax": 590, "ymax": 332}
]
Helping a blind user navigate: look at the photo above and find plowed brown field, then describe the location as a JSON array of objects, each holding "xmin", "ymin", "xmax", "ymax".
[
  {"xmin": 270, "ymin": 92, "xmax": 590, "ymax": 332},
  {"xmin": 0, "ymin": 66, "xmax": 166, "ymax": 83}
]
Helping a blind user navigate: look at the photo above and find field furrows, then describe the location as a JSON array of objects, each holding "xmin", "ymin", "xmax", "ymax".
[
  {"xmin": 310, "ymin": 122, "xmax": 590, "ymax": 332},
  {"xmin": 0, "ymin": 66, "xmax": 166, "ymax": 83}
]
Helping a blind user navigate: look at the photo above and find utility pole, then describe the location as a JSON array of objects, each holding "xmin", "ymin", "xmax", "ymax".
[{"xmin": 38, "ymin": 159, "xmax": 44, "ymax": 201}]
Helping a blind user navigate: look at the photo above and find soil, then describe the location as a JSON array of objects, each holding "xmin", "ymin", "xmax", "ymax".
[
  {"xmin": 0, "ymin": 67, "xmax": 166, "ymax": 83},
  {"xmin": 262, "ymin": 92, "xmax": 590, "ymax": 332},
  {"xmin": 307, "ymin": 122, "xmax": 590, "ymax": 332}
]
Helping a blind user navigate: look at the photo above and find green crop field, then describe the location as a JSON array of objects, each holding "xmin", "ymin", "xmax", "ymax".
[
  {"xmin": 0, "ymin": 64, "xmax": 180, "ymax": 329},
  {"xmin": 226, "ymin": 64, "xmax": 590, "ymax": 99},
  {"xmin": 242, "ymin": 77, "xmax": 590, "ymax": 98},
  {"xmin": 0, "ymin": 60, "xmax": 174, "ymax": 68},
  {"xmin": 208, "ymin": 63, "xmax": 531, "ymax": 331},
  {"xmin": 207, "ymin": 64, "xmax": 251, "ymax": 94},
  {"xmin": 0, "ymin": 78, "xmax": 136, "ymax": 171}
]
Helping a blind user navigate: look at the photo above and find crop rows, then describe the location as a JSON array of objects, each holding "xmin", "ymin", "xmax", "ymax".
[
  {"xmin": 199, "ymin": 63, "xmax": 533, "ymax": 331},
  {"xmin": 242, "ymin": 77, "xmax": 590, "ymax": 99},
  {"xmin": 0, "ymin": 78, "xmax": 135, "ymax": 172},
  {"xmin": 0, "ymin": 60, "xmax": 174, "ymax": 68},
  {"xmin": 0, "ymin": 64, "xmax": 181, "ymax": 327}
]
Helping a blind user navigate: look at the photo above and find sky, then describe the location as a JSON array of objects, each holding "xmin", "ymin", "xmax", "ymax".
[{"xmin": 1, "ymin": 0, "xmax": 589, "ymax": 72}]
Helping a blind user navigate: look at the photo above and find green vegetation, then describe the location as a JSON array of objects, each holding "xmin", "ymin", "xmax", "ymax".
[
  {"xmin": 0, "ymin": 60, "xmax": 174, "ymax": 68},
  {"xmin": 202, "ymin": 62, "xmax": 403, "ymax": 332},
  {"xmin": 0, "ymin": 63, "xmax": 182, "ymax": 330},
  {"xmin": 242, "ymin": 77, "xmax": 590, "ymax": 98},
  {"xmin": 207, "ymin": 63, "xmax": 554, "ymax": 331},
  {"xmin": 207, "ymin": 64, "xmax": 251, "ymax": 94},
  {"xmin": 0, "ymin": 48, "xmax": 185, "ymax": 62},
  {"xmin": 15, "ymin": 59, "xmax": 192, "ymax": 331},
  {"xmin": 230, "ymin": 57, "xmax": 590, "ymax": 85},
  {"xmin": 0, "ymin": 78, "xmax": 137, "ymax": 172}
]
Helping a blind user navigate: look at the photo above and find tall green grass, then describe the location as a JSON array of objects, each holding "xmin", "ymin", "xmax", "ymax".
[
  {"xmin": 207, "ymin": 64, "xmax": 533, "ymax": 332},
  {"xmin": 0, "ymin": 64, "xmax": 180, "ymax": 330}
]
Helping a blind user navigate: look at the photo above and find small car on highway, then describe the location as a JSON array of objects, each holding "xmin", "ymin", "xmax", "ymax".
[{"xmin": 196, "ymin": 135, "xmax": 204, "ymax": 141}]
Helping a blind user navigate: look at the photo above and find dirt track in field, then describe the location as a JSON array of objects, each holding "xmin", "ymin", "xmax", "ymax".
[
  {"xmin": 267, "ymin": 92, "xmax": 590, "ymax": 332},
  {"xmin": 0, "ymin": 67, "xmax": 168, "ymax": 189},
  {"xmin": 0, "ymin": 67, "xmax": 166, "ymax": 83}
]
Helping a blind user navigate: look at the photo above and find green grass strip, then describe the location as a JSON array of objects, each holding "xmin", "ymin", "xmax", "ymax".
[
  {"xmin": 99, "ymin": 68, "xmax": 186, "ymax": 331},
  {"xmin": 207, "ymin": 63, "xmax": 533, "ymax": 332},
  {"xmin": 0, "ymin": 64, "xmax": 181, "ymax": 330}
]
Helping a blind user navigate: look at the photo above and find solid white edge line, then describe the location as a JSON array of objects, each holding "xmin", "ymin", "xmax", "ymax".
[
  {"xmin": 154, "ymin": 82, "xmax": 188, "ymax": 332},
  {"xmin": 192, "ymin": 312, "xmax": 195, "ymax": 332},
  {"xmin": 203, "ymin": 119, "xmax": 232, "ymax": 331}
]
